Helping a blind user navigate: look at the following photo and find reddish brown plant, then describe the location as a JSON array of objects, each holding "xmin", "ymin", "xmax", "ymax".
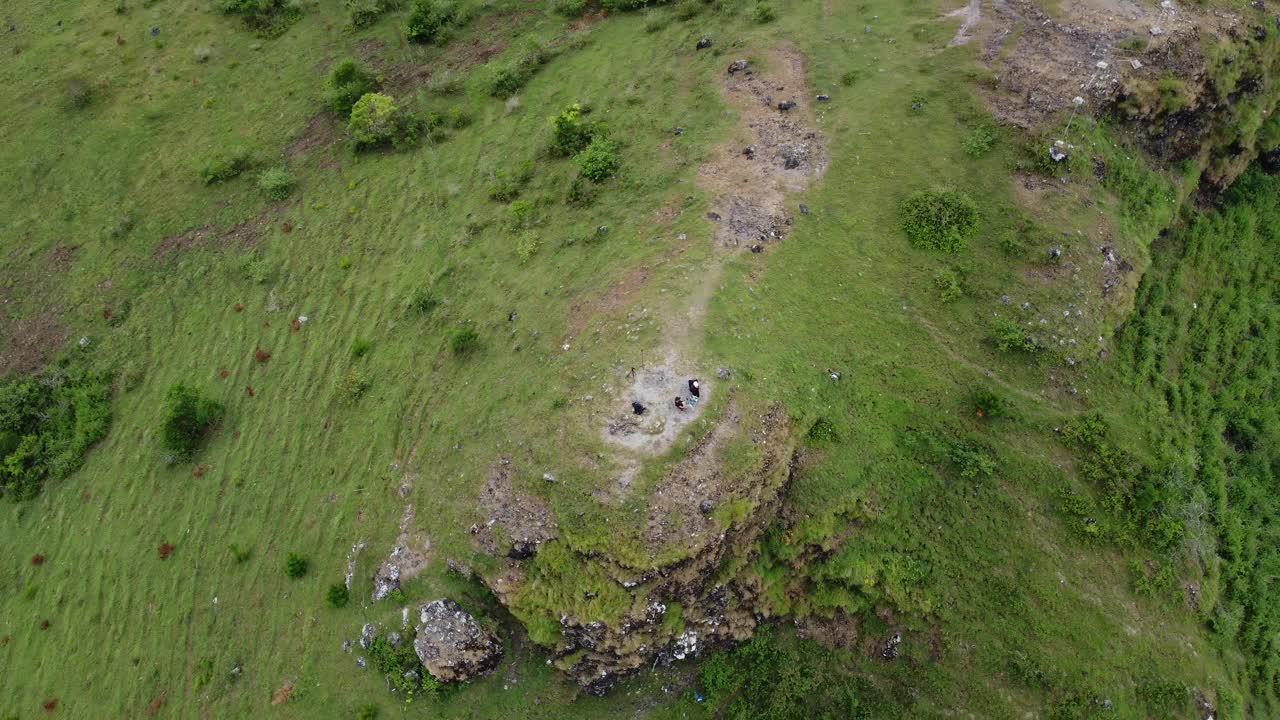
[
  {"xmin": 192, "ymin": 465, "xmax": 205, "ymax": 478},
  {"xmin": 233, "ymin": 303, "xmax": 244, "ymax": 313},
  {"xmin": 158, "ymin": 543, "xmax": 174, "ymax": 560},
  {"xmin": 254, "ymin": 347, "xmax": 270, "ymax": 363},
  {"xmin": 43, "ymin": 698, "xmax": 58, "ymax": 712},
  {"xmin": 31, "ymin": 553, "xmax": 45, "ymax": 565}
]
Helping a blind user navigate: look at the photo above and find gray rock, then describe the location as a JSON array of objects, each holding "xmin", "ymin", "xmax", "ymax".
[
  {"xmin": 359, "ymin": 623, "xmax": 376, "ymax": 650},
  {"xmin": 727, "ymin": 59, "xmax": 748, "ymax": 74},
  {"xmin": 716, "ymin": 367, "xmax": 731, "ymax": 379},
  {"xmin": 696, "ymin": 37, "xmax": 712, "ymax": 49},
  {"xmin": 816, "ymin": 94, "xmax": 831, "ymax": 101},
  {"xmin": 414, "ymin": 599, "xmax": 503, "ymax": 682},
  {"xmin": 777, "ymin": 100, "xmax": 797, "ymax": 111},
  {"xmin": 799, "ymin": 204, "xmax": 809, "ymax": 214},
  {"xmin": 699, "ymin": 499, "xmax": 714, "ymax": 514},
  {"xmin": 356, "ymin": 656, "xmax": 367, "ymax": 668},
  {"xmin": 371, "ymin": 561, "xmax": 401, "ymax": 602},
  {"xmin": 388, "ymin": 631, "xmax": 402, "ymax": 648}
]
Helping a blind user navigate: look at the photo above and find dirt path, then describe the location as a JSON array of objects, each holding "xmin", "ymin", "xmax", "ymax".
[
  {"xmin": 600, "ymin": 45, "xmax": 826, "ymax": 460},
  {"xmin": 945, "ymin": 0, "xmax": 982, "ymax": 47}
]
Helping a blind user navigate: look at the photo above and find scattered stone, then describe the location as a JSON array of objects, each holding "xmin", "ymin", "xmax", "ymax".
[
  {"xmin": 78, "ymin": 336, "xmax": 90, "ymax": 347},
  {"xmin": 372, "ymin": 562, "xmax": 401, "ymax": 602},
  {"xmin": 827, "ymin": 369, "xmax": 842, "ymax": 381},
  {"xmin": 1150, "ymin": 26, "xmax": 1164, "ymax": 36},
  {"xmin": 596, "ymin": 225, "xmax": 608, "ymax": 235},
  {"xmin": 749, "ymin": 244, "xmax": 764, "ymax": 253},
  {"xmin": 742, "ymin": 146, "xmax": 756, "ymax": 159},
  {"xmin": 387, "ymin": 631, "xmax": 402, "ymax": 648},
  {"xmin": 880, "ymin": 631, "xmax": 902, "ymax": 660},
  {"xmin": 673, "ymin": 126, "xmax": 684, "ymax": 135},
  {"xmin": 815, "ymin": 93, "xmax": 830, "ymax": 101},
  {"xmin": 342, "ymin": 639, "xmax": 352, "ymax": 653},
  {"xmin": 799, "ymin": 204, "xmax": 809, "ymax": 214},
  {"xmin": 149, "ymin": 26, "xmax": 160, "ymax": 37},
  {"xmin": 356, "ymin": 656, "xmax": 367, "ymax": 668},
  {"xmin": 414, "ymin": 599, "xmax": 503, "ymax": 682},
  {"xmin": 1049, "ymin": 141, "xmax": 1069, "ymax": 163},
  {"xmin": 776, "ymin": 100, "xmax": 796, "ymax": 111},
  {"xmin": 1049, "ymin": 247, "xmax": 1062, "ymax": 259},
  {"xmin": 542, "ymin": 472, "xmax": 556, "ymax": 483},
  {"xmin": 706, "ymin": 211, "xmax": 721, "ymax": 221},
  {"xmin": 782, "ymin": 151, "xmax": 802, "ymax": 170},
  {"xmin": 698, "ymin": 499, "xmax": 714, "ymax": 514},
  {"xmin": 864, "ymin": 25, "xmax": 873, "ymax": 33},
  {"xmin": 359, "ymin": 623, "xmax": 376, "ymax": 650},
  {"xmin": 1130, "ymin": 58, "xmax": 1143, "ymax": 70},
  {"xmin": 696, "ymin": 37, "xmax": 712, "ymax": 50},
  {"xmin": 727, "ymin": 59, "xmax": 748, "ymax": 74},
  {"xmin": 716, "ymin": 367, "xmax": 731, "ymax": 379}
]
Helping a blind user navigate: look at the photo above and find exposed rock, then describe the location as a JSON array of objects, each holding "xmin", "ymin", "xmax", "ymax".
[
  {"xmin": 696, "ymin": 37, "xmax": 712, "ymax": 50},
  {"xmin": 727, "ymin": 59, "xmax": 748, "ymax": 74},
  {"xmin": 414, "ymin": 599, "xmax": 503, "ymax": 682},
  {"xmin": 360, "ymin": 623, "xmax": 376, "ymax": 650}
]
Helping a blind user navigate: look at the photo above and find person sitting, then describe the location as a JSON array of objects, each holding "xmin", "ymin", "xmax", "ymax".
[
  {"xmin": 688, "ymin": 379, "xmax": 701, "ymax": 398},
  {"xmin": 632, "ymin": 401, "xmax": 646, "ymax": 415},
  {"xmin": 673, "ymin": 396, "xmax": 688, "ymax": 411}
]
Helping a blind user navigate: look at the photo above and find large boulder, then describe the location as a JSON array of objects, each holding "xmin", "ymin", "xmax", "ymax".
[{"xmin": 413, "ymin": 599, "xmax": 502, "ymax": 682}]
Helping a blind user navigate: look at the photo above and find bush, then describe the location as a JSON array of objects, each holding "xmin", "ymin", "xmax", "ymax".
[
  {"xmin": 673, "ymin": 0, "xmax": 701, "ymax": 20},
  {"xmin": 750, "ymin": 2, "xmax": 774, "ymax": 23},
  {"xmin": 350, "ymin": 337, "xmax": 372, "ymax": 358},
  {"xmin": 448, "ymin": 326, "xmax": 479, "ymax": 355},
  {"xmin": 159, "ymin": 383, "xmax": 224, "ymax": 462},
  {"xmin": 284, "ymin": 553, "xmax": 309, "ymax": 578},
  {"xmin": 327, "ymin": 583, "xmax": 350, "ymax": 608},
  {"xmin": 962, "ymin": 126, "xmax": 995, "ymax": 158},
  {"xmin": 549, "ymin": 0, "xmax": 587, "ymax": 17},
  {"xmin": 256, "ymin": 167, "xmax": 294, "ymax": 200},
  {"xmin": 228, "ymin": 543, "xmax": 252, "ymax": 563},
  {"xmin": 405, "ymin": 0, "xmax": 457, "ymax": 43},
  {"xmin": 336, "ymin": 368, "xmax": 371, "ymax": 401},
  {"xmin": 566, "ymin": 174, "xmax": 598, "ymax": 207},
  {"xmin": 549, "ymin": 103, "xmax": 599, "ymax": 156},
  {"xmin": 348, "ymin": 93, "xmax": 421, "ymax": 150},
  {"xmin": 0, "ymin": 362, "xmax": 112, "ymax": 500},
  {"xmin": 446, "ymin": 106, "xmax": 472, "ymax": 129},
  {"xmin": 487, "ymin": 62, "xmax": 532, "ymax": 98},
  {"xmin": 968, "ymin": 389, "xmax": 1009, "ymax": 420},
  {"xmin": 409, "ymin": 288, "xmax": 439, "ymax": 314},
  {"xmin": 63, "ymin": 77, "xmax": 95, "ymax": 110},
  {"xmin": 218, "ymin": 0, "xmax": 302, "ymax": 37},
  {"xmin": 346, "ymin": 0, "xmax": 401, "ymax": 28},
  {"xmin": 898, "ymin": 189, "xmax": 979, "ymax": 253},
  {"xmin": 325, "ymin": 60, "xmax": 377, "ymax": 115},
  {"xmin": 199, "ymin": 151, "xmax": 251, "ymax": 185},
  {"xmin": 991, "ymin": 317, "xmax": 1039, "ymax": 354},
  {"xmin": 576, "ymin": 136, "xmax": 621, "ymax": 181},
  {"xmin": 355, "ymin": 704, "xmax": 380, "ymax": 720},
  {"xmin": 516, "ymin": 232, "xmax": 542, "ymax": 261},
  {"xmin": 932, "ymin": 268, "xmax": 964, "ymax": 302}
]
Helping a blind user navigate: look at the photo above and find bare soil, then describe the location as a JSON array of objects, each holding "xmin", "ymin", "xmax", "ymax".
[
  {"xmin": 152, "ymin": 218, "xmax": 265, "ymax": 259},
  {"xmin": 474, "ymin": 460, "xmax": 556, "ymax": 558},
  {"xmin": 0, "ymin": 309, "xmax": 66, "ymax": 377}
]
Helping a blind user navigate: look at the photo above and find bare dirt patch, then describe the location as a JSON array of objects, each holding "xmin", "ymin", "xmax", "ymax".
[
  {"xmin": 0, "ymin": 309, "xmax": 66, "ymax": 377},
  {"xmin": 603, "ymin": 356, "xmax": 713, "ymax": 456},
  {"xmin": 286, "ymin": 112, "xmax": 342, "ymax": 164},
  {"xmin": 795, "ymin": 609, "xmax": 861, "ymax": 649},
  {"xmin": 474, "ymin": 460, "xmax": 557, "ymax": 559},
  {"xmin": 152, "ymin": 217, "xmax": 265, "ymax": 259},
  {"xmin": 270, "ymin": 680, "xmax": 293, "ymax": 706}
]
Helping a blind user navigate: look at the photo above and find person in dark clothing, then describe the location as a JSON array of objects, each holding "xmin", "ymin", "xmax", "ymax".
[
  {"xmin": 688, "ymin": 379, "xmax": 701, "ymax": 398},
  {"xmin": 674, "ymin": 397, "xmax": 688, "ymax": 411},
  {"xmin": 632, "ymin": 401, "xmax": 646, "ymax": 415}
]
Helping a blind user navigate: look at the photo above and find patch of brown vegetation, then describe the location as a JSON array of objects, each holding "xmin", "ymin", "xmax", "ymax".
[
  {"xmin": 254, "ymin": 347, "xmax": 271, "ymax": 363},
  {"xmin": 385, "ymin": 9, "xmax": 536, "ymax": 94},
  {"xmin": 47, "ymin": 244, "xmax": 78, "ymax": 271},
  {"xmin": 144, "ymin": 695, "xmax": 165, "ymax": 717},
  {"xmin": 192, "ymin": 465, "xmax": 205, "ymax": 478},
  {"xmin": 152, "ymin": 218, "xmax": 264, "ymax": 259},
  {"xmin": 286, "ymin": 113, "xmax": 342, "ymax": 163},
  {"xmin": 31, "ymin": 553, "xmax": 45, "ymax": 565},
  {"xmin": 271, "ymin": 680, "xmax": 293, "ymax": 706},
  {"xmin": 158, "ymin": 542, "xmax": 174, "ymax": 560},
  {"xmin": 42, "ymin": 698, "xmax": 58, "ymax": 713},
  {"xmin": 794, "ymin": 609, "xmax": 860, "ymax": 650}
]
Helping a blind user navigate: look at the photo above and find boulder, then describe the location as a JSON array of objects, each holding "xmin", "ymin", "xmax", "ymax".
[{"xmin": 414, "ymin": 599, "xmax": 503, "ymax": 682}]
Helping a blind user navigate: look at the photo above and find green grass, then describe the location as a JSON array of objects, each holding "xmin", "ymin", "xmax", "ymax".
[{"xmin": 0, "ymin": 0, "xmax": 1275, "ymax": 717}]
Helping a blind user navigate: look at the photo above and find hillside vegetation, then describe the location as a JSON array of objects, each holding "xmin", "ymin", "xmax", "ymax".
[{"xmin": 1, "ymin": 0, "xmax": 1278, "ymax": 718}]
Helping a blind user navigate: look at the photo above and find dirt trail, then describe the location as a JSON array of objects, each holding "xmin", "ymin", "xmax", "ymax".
[
  {"xmin": 600, "ymin": 45, "xmax": 826, "ymax": 461},
  {"xmin": 946, "ymin": 0, "xmax": 982, "ymax": 47}
]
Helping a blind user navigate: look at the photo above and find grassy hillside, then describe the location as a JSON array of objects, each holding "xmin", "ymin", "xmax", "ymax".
[{"xmin": 2, "ymin": 0, "xmax": 1277, "ymax": 718}]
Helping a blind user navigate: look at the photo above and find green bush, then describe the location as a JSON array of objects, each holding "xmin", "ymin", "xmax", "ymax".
[
  {"xmin": 898, "ymin": 189, "xmax": 979, "ymax": 253},
  {"xmin": 199, "ymin": 151, "xmax": 251, "ymax": 185},
  {"xmin": 516, "ymin": 232, "xmax": 542, "ymax": 261},
  {"xmin": 750, "ymin": 2, "xmax": 774, "ymax": 23},
  {"xmin": 991, "ymin": 318, "xmax": 1039, "ymax": 354},
  {"xmin": 350, "ymin": 337, "xmax": 372, "ymax": 358},
  {"xmin": 673, "ymin": 0, "xmax": 701, "ymax": 20},
  {"xmin": 159, "ymin": 383, "xmax": 224, "ymax": 462},
  {"xmin": 409, "ymin": 288, "xmax": 439, "ymax": 314},
  {"xmin": 348, "ymin": 93, "xmax": 421, "ymax": 150},
  {"xmin": 961, "ymin": 126, "xmax": 995, "ymax": 158},
  {"xmin": 355, "ymin": 704, "xmax": 380, "ymax": 720},
  {"xmin": 228, "ymin": 543, "xmax": 252, "ymax": 563},
  {"xmin": 487, "ymin": 62, "xmax": 532, "ymax": 98},
  {"xmin": 405, "ymin": 0, "xmax": 457, "ymax": 44},
  {"xmin": 284, "ymin": 553, "xmax": 309, "ymax": 578},
  {"xmin": 549, "ymin": 103, "xmax": 600, "ymax": 156},
  {"xmin": 217, "ymin": 0, "xmax": 302, "ymax": 37},
  {"xmin": 327, "ymin": 583, "xmax": 350, "ymax": 608},
  {"xmin": 448, "ymin": 326, "xmax": 479, "ymax": 355},
  {"xmin": 576, "ymin": 136, "xmax": 621, "ymax": 181},
  {"xmin": 336, "ymin": 368, "xmax": 371, "ymax": 401},
  {"xmin": 256, "ymin": 166, "xmax": 294, "ymax": 200},
  {"xmin": 932, "ymin": 268, "xmax": 964, "ymax": 302},
  {"xmin": 549, "ymin": 0, "xmax": 587, "ymax": 17},
  {"xmin": 446, "ymin": 106, "xmax": 472, "ymax": 129},
  {"xmin": 346, "ymin": 0, "xmax": 401, "ymax": 28},
  {"xmin": 0, "ymin": 362, "xmax": 112, "ymax": 500},
  {"xmin": 325, "ymin": 60, "xmax": 377, "ymax": 115}
]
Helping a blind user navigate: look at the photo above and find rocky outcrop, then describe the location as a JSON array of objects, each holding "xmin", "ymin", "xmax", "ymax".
[{"xmin": 413, "ymin": 599, "xmax": 503, "ymax": 682}]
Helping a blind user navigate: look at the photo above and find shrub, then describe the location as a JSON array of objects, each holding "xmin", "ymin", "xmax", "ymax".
[
  {"xmin": 405, "ymin": 0, "xmax": 457, "ymax": 44},
  {"xmin": 576, "ymin": 136, "xmax": 621, "ymax": 181},
  {"xmin": 932, "ymin": 268, "xmax": 964, "ymax": 302},
  {"xmin": 446, "ymin": 106, "xmax": 472, "ymax": 129},
  {"xmin": 516, "ymin": 232, "xmax": 542, "ymax": 261},
  {"xmin": 336, "ymin": 368, "xmax": 371, "ymax": 401},
  {"xmin": 218, "ymin": 0, "xmax": 302, "ymax": 37},
  {"xmin": 991, "ymin": 318, "xmax": 1039, "ymax": 354},
  {"xmin": 346, "ymin": 0, "xmax": 401, "ymax": 28},
  {"xmin": 350, "ymin": 337, "xmax": 372, "ymax": 358},
  {"xmin": 549, "ymin": 0, "xmax": 587, "ymax": 17},
  {"xmin": 63, "ymin": 77, "xmax": 95, "ymax": 110},
  {"xmin": 199, "ymin": 151, "xmax": 250, "ymax": 185},
  {"xmin": 327, "ymin": 583, "xmax": 350, "ymax": 608},
  {"xmin": 750, "ymin": 2, "xmax": 774, "ymax": 23},
  {"xmin": 408, "ymin": 288, "xmax": 439, "ymax": 314},
  {"xmin": 159, "ymin": 383, "xmax": 224, "ymax": 462},
  {"xmin": 0, "ymin": 363, "xmax": 112, "ymax": 500},
  {"xmin": 256, "ymin": 166, "xmax": 294, "ymax": 200},
  {"xmin": 284, "ymin": 553, "xmax": 309, "ymax": 578},
  {"xmin": 228, "ymin": 543, "xmax": 252, "ymax": 563},
  {"xmin": 898, "ymin": 189, "xmax": 979, "ymax": 253},
  {"xmin": 643, "ymin": 10, "xmax": 670, "ymax": 33},
  {"xmin": 325, "ymin": 60, "xmax": 377, "ymax": 115},
  {"xmin": 549, "ymin": 103, "xmax": 599, "ymax": 156},
  {"xmin": 566, "ymin": 174, "xmax": 598, "ymax": 206},
  {"xmin": 356, "ymin": 704, "xmax": 380, "ymax": 720},
  {"xmin": 840, "ymin": 69, "xmax": 861, "ymax": 86},
  {"xmin": 962, "ymin": 126, "xmax": 995, "ymax": 158},
  {"xmin": 487, "ymin": 62, "xmax": 532, "ymax": 98},
  {"xmin": 448, "ymin": 326, "xmax": 479, "ymax": 355},
  {"xmin": 508, "ymin": 199, "xmax": 534, "ymax": 229},
  {"xmin": 426, "ymin": 71, "xmax": 463, "ymax": 95},
  {"xmin": 968, "ymin": 389, "xmax": 1009, "ymax": 420},
  {"xmin": 674, "ymin": 0, "xmax": 701, "ymax": 20},
  {"xmin": 348, "ymin": 93, "xmax": 420, "ymax": 150}
]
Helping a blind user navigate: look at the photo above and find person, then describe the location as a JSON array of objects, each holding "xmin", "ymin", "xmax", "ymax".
[
  {"xmin": 688, "ymin": 379, "xmax": 701, "ymax": 398},
  {"xmin": 632, "ymin": 401, "xmax": 646, "ymax": 415},
  {"xmin": 673, "ymin": 397, "xmax": 688, "ymax": 411}
]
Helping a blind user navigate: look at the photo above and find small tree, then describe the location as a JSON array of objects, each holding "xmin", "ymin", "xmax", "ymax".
[
  {"xmin": 160, "ymin": 383, "xmax": 224, "ymax": 461},
  {"xmin": 326, "ymin": 60, "xmax": 377, "ymax": 115},
  {"xmin": 349, "ymin": 93, "xmax": 400, "ymax": 148},
  {"xmin": 327, "ymin": 583, "xmax": 350, "ymax": 608},
  {"xmin": 899, "ymin": 189, "xmax": 979, "ymax": 253},
  {"xmin": 576, "ymin": 137, "xmax": 621, "ymax": 181},
  {"xmin": 404, "ymin": 0, "xmax": 457, "ymax": 43},
  {"xmin": 549, "ymin": 104, "xmax": 598, "ymax": 156},
  {"xmin": 284, "ymin": 553, "xmax": 309, "ymax": 579}
]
